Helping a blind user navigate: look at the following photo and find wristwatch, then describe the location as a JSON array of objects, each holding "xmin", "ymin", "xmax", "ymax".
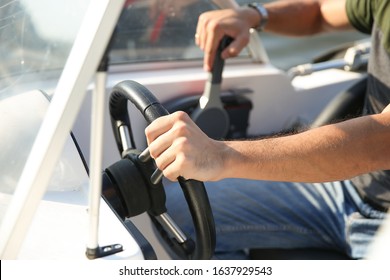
[{"xmin": 247, "ymin": 2, "xmax": 269, "ymax": 31}]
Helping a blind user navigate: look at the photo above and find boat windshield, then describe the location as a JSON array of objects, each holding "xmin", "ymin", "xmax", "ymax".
[
  {"xmin": 0, "ymin": 0, "xmax": 91, "ymax": 99},
  {"xmin": 109, "ymin": 0, "xmax": 218, "ymax": 64},
  {"xmin": 0, "ymin": 0, "xmax": 231, "ymax": 228},
  {"xmin": 0, "ymin": 0, "xmax": 246, "ymax": 98}
]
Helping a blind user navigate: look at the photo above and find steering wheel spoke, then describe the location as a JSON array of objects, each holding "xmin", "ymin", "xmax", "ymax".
[
  {"xmin": 155, "ymin": 212, "xmax": 188, "ymax": 244},
  {"xmin": 138, "ymin": 147, "xmax": 164, "ymax": 185}
]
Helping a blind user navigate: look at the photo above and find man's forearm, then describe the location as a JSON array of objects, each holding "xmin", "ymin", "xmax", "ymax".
[
  {"xmin": 259, "ymin": 0, "xmax": 352, "ymax": 35},
  {"xmin": 221, "ymin": 113, "xmax": 390, "ymax": 182}
]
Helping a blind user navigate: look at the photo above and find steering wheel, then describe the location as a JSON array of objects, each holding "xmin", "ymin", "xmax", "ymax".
[{"xmin": 102, "ymin": 80, "xmax": 216, "ymax": 260}]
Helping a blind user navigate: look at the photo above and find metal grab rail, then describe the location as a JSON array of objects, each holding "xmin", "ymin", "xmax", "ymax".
[{"xmin": 288, "ymin": 40, "xmax": 370, "ymax": 78}]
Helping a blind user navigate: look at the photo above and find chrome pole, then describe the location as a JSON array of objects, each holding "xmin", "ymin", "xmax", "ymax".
[{"xmin": 87, "ymin": 71, "xmax": 107, "ymax": 251}]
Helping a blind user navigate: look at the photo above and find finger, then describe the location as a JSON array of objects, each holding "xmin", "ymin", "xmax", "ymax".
[
  {"xmin": 153, "ymin": 143, "xmax": 176, "ymax": 173},
  {"xmin": 145, "ymin": 111, "xmax": 191, "ymax": 156},
  {"xmin": 147, "ymin": 128, "xmax": 173, "ymax": 160},
  {"xmin": 197, "ymin": 13, "xmax": 209, "ymax": 51},
  {"xmin": 145, "ymin": 115, "xmax": 173, "ymax": 145},
  {"xmin": 153, "ymin": 137, "xmax": 190, "ymax": 181},
  {"xmin": 196, "ymin": 12, "xmax": 222, "ymax": 71},
  {"xmin": 204, "ymin": 26, "xmax": 223, "ymax": 72},
  {"xmin": 195, "ymin": 14, "xmax": 204, "ymax": 46},
  {"xmin": 195, "ymin": 32, "xmax": 200, "ymax": 46},
  {"xmin": 161, "ymin": 152, "xmax": 187, "ymax": 182},
  {"xmin": 221, "ymin": 33, "xmax": 249, "ymax": 59}
]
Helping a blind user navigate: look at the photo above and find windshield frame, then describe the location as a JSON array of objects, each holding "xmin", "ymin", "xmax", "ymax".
[{"xmin": 0, "ymin": 0, "xmax": 125, "ymax": 259}]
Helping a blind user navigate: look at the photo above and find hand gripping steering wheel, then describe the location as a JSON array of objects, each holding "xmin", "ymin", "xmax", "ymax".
[{"xmin": 102, "ymin": 80, "xmax": 216, "ymax": 260}]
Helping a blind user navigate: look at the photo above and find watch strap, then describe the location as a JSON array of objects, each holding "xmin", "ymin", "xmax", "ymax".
[{"xmin": 247, "ymin": 2, "xmax": 269, "ymax": 31}]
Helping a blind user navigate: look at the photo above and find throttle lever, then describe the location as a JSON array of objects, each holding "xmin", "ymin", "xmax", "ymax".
[
  {"xmin": 211, "ymin": 35, "xmax": 234, "ymax": 83},
  {"xmin": 191, "ymin": 36, "xmax": 233, "ymax": 140}
]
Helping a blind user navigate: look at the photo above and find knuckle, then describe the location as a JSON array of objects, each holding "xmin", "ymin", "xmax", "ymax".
[
  {"xmin": 175, "ymin": 137, "xmax": 189, "ymax": 150},
  {"xmin": 171, "ymin": 111, "xmax": 188, "ymax": 122},
  {"xmin": 228, "ymin": 48, "xmax": 239, "ymax": 57},
  {"xmin": 174, "ymin": 123, "xmax": 188, "ymax": 136},
  {"xmin": 148, "ymin": 147, "xmax": 157, "ymax": 160},
  {"xmin": 207, "ymin": 20, "xmax": 220, "ymax": 34},
  {"xmin": 198, "ymin": 13, "xmax": 206, "ymax": 23},
  {"xmin": 154, "ymin": 157, "xmax": 164, "ymax": 170},
  {"xmin": 199, "ymin": 12, "xmax": 211, "ymax": 23},
  {"xmin": 155, "ymin": 159, "xmax": 166, "ymax": 171},
  {"xmin": 144, "ymin": 126, "xmax": 152, "ymax": 139},
  {"xmin": 163, "ymin": 165, "xmax": 179, "ymax": 181}
]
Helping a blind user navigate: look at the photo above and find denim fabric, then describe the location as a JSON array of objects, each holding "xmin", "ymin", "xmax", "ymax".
[{"xmin": 164, "ymin": 178, "xmax": 387, "ymax": 259}]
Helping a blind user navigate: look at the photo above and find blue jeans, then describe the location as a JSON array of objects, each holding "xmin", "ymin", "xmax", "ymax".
[{"xmin": 164, "ymin": 179, "xmax": 387, "ymax": 259}]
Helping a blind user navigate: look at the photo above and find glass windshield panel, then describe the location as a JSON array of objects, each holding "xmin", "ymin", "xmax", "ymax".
[
  {"xmin": 0, "ymin": 0, "xmax": 91, "ymax": 224},
  {"xmin": 0, "ymin": 0, "xmax": 90, "ymax": 99},
  {"xmin": 109, "ymin": 0, "xmax": 220, "ymax": 64}
]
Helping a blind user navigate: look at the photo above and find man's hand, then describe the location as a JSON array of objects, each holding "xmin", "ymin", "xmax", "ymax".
[
  {"xmin": 145, "ymin": 111, "xmax": 228, "ymax": 182},
  {"xmin": 195, "ymin": 8, "xmax": 257, "ymax": 71}
]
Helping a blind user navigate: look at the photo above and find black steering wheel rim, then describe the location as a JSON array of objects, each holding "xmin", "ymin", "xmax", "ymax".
[{"xmin": 108, "ymin": 80, "xmax": 216, "ymax": 260}]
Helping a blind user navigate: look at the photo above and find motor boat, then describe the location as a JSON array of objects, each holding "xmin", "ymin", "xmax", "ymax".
[{"xmin": 0, "ymin": 0, "xmax": 388, "ymax": 261}]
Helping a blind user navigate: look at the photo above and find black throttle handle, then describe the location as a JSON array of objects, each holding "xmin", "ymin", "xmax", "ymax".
[
  {"xmin": 191, "ymin": 35, "xmax": 233, "ymax": 140},
  {"xmin": 210, "ymin": 35, "xmax": 234, "ymax": 83}
]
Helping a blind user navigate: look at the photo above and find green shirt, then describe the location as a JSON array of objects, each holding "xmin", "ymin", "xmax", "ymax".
[
  {"xmin": 346, "ymin": 0, "xmax": 390, "ymax": 53},
  {"xmin": 346, "ymin": 0, "xmax": 390, "ymax": 211}
]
